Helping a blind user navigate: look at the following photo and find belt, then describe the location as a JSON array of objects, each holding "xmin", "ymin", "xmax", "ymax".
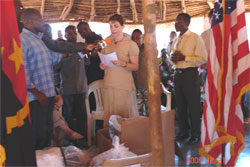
[{"xmin": 175, "ymin": 67, "xmax": 198, "ymax": 74}]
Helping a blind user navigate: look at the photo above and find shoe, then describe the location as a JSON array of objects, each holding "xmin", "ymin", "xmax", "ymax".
[
  {"xmin": 187, "ymin": 137, "xmax": 200, "ymax": 145},
  {"xmin": 175, "ymin": 133, "xmax": 189, "ymax": 141},
  {"xmin": 69, "ymin": 132, "xmax": 84, "ymax": 140}
]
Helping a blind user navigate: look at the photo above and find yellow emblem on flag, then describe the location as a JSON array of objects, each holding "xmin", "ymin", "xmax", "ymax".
[
  {"xmin": 0, "ymin": 144, "xmax": 6, "ymax": 167},
  {"xmin": 5, "ymin": 97, "xmax": 29, "ymax": 134},
  {"xmin": 8, "ymin": 39, "xmax": 23, "ymax": 74}
]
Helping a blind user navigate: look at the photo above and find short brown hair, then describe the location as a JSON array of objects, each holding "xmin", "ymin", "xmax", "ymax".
[{"xmin": 109, "ymin": 14, "xmax": 124, "ymax": 26}]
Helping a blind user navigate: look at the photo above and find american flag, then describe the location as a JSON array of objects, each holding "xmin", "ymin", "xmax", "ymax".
[{"xmin": 199, "ymin": 0, "xmax": 250, "ymax": 166}]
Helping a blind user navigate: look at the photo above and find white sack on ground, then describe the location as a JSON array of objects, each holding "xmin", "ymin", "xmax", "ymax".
[
  {"xmin": 89, "ymin": 136, "xmax": 137, "ymax": 167},
  {"xmin": 36, "ymin": 147, "xmax": 64, "ymax": 167},
  {"xmin": 63, "ymin": 145, "xmax": 91, "ymax": 166},
  {"xmin": 36, "ymin": 146, "xmax": 91, "ymax": 167}
]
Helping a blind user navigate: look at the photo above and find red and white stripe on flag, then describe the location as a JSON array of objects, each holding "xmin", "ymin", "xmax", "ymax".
[{"xmin": 199, "ymin": 0, "xmax": 250, "ymax": 166}]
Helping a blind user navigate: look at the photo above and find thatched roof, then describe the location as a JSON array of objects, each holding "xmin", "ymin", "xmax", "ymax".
[{"xmin": 21, "ymin": 0, "xmax": 250, "ymax": 24}]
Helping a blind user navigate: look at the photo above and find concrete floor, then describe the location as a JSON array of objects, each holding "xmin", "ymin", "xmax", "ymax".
[{"xmin": 175, "ymin": 123, "xmax": 250, "ymax": 167}]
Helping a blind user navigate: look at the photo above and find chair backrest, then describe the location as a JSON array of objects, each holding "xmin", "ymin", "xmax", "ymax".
[
  {"xmin": 87, "ymin": 79, "xmax": 104, "ymax": 111},
  {"xmin": 161, "ymin": 83, "xmax": 171, "ymax": 111}
]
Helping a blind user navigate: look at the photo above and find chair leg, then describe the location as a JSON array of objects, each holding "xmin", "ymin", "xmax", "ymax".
[{"xmin": 88, "ymin": 118, "xmax": 92, "ymax": 147}]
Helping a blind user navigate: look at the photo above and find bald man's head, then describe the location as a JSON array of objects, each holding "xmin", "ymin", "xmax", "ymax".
[{"xmin": 21, "ymin": 8, "xmax": 44, "ymax": 34}]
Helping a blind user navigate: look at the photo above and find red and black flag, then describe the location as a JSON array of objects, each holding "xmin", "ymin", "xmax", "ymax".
[{"xmin": 0, "ymin": 0, "xmax": 36, "ymax": 166}]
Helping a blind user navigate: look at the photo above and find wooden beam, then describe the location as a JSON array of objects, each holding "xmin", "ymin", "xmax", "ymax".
[
  {"xmin": 59, "ymin": 0, "xmax": 74, "ymax": 20},
  {"xmin": 130, "ymin": 0, "xmax": 138, "ymax": 23},
  {"xmin": 117, "ymin": 0, "xmax": 120, "ymax": 14},
  {"xmin": 160, "ymin": 1, "xmax": 163, "ymax": 19},
  {"xmin": 181, "ymin": 0, "xmax": 186, "ymax": 13},
  {"xmin": 40, "ymin": 0, "xmax": 45, "ymax": 17},
  {"xmin": 59, "ymin": 6, "xmax": 67, "ymax": 20},
  {"xmin": 89, "ymin": 0, "xmax": 95, "ymax": 21},
  {"xmin": 207, "ymin": 1, "xmax": 214, "ymax": 9},
  {"xmin": 163, "ymin": 0, "xmax": 167, "ymax": 20},
  {"xmin": 142, "ymin": 0, "xmax": 164, "ymax": 166}
]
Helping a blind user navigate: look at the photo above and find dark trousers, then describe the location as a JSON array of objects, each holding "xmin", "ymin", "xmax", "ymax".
[
  {"xmin": 29, "ymin": 97, "xmax": 55, "ymax": 150},
  {"xmin": 174, "ymin": 68, "xmax": 201, "ymax": 138},
  {"xmin": 62, "ymin": 93, "xmax": 87, "ymax": 136}
]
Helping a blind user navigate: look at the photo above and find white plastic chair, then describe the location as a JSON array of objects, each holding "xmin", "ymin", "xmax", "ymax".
[
  {"xmin": 85, "ymin": 80, "xmax": 104, "ymax": 146},
  {"xmin": 161, "ymin": 83, "xmax": 171, "ymax": 111}
]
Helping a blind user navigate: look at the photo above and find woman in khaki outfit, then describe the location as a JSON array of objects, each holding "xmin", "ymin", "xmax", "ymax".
[{"xmin": 100, "ymin": 14, "xmax": 140, "ymax": 127}]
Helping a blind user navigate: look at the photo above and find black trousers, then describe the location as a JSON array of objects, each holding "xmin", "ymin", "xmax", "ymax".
[
  {"xmin": 29, "ymin": 97, "xmax": 55, "ymax": 150},
  {"xmin": 62, "ymin": 93, "xmax": 87, "ymax": 136},
  {"xmin": 174, "ymin": 68, "xmax": 201, "ymax": 138}
]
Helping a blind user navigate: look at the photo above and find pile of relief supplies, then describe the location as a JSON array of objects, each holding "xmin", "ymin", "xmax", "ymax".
[{"xmin": 36, "ymin": 115, "xmax": 139, "ymax": 167}]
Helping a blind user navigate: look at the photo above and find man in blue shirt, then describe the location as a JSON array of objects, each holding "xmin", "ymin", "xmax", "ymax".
[{"xmin": 20, "ymin": 8, "xmax": 64, "ymax": 149}]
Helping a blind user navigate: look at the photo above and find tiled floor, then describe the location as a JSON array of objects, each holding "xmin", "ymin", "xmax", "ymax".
[{"xmin": 175, "ymin": 123, "xmax": 250, "ymax": 167}]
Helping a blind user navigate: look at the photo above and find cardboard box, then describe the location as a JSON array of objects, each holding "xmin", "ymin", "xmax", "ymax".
[
  {"xmin": 96, "ymin": 110, "xmax": 175, "ymax": 166},
  {"xmin": 121, "ymin": 110, "xmax": 175, "ymax": 166},
  {"xmin": 120, "ymin": 117, "xmax": 151, "ymax": 155},
  {"xmin": 96, "ymin": 128, "xmax": 112, "ymax": 153}
]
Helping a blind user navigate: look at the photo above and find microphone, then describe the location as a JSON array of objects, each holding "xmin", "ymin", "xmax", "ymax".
[
  {"xmin": 88, "ymin": 38, "xmax": 112, "ymax": 57},
  {"xmin": 97, "ymin": 38, "xmax": 112, "ymax": 49}
]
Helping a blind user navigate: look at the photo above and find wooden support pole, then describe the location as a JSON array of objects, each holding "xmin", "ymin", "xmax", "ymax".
[
  {"xmin": 89, "ymin": 0, "xmax": 95, "ymax": 21},
  {"xmin": 59, "ymin": 6, "xmax": 67, "ymax": 20},
  {"xmin": 59, "ymin": 0, "xmax": 74, "ymax": 20},
  {"xmin": 130, "ymin": 0, "xmax": 138, "ymax": 23},
  {"xmin": 40, "ymin": 0, "xmax": 45, "ymax": 17},
  {"xmin": 163, "ymin": 0, "xmax": 167, "ymax": 20},
  {"xmin": 142, "ymin": 0, "xmax": 164, "ymax": 166},
  {"xmin": 160, "ymin": 0, "xmax": 163, "ymax": 19},
  {"xmin": 207, "ymin": 1, "xmax": 214, "ymax": 9},
  {"xmin": 117, "ymin": 0, "xmax": 120, "ymax": 14},
  {"xmin": 181, "ymin": 0, "xmax": 186, "ymax": 13}
]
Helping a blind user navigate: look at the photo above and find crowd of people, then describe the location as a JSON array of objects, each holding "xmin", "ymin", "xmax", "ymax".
[{"xmin": 14, "ymin": 0, "xmax": 250, "ymax": 152}]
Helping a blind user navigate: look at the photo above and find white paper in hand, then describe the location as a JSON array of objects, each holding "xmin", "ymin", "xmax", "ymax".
[{"xmin": 98, "ymin": 52, "xmax": 118, "ymax": 67}]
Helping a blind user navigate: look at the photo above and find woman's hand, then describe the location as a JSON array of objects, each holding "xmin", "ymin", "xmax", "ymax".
[
  {"xmin": 99, "ymin": 62, "xmax": 108, "ymax": 70},
  {"xmin": 111, "ymin": 60, "xmax": 126, "ymax": 67}
]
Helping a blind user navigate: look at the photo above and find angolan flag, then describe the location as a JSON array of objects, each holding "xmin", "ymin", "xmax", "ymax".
[
  {"xmin": 199, "ymin": 0, "xmax": 250, "ymax": 166},
  {"xmin": 0, "ymin": 0, "xmax": 36, "ymax": 166}
]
